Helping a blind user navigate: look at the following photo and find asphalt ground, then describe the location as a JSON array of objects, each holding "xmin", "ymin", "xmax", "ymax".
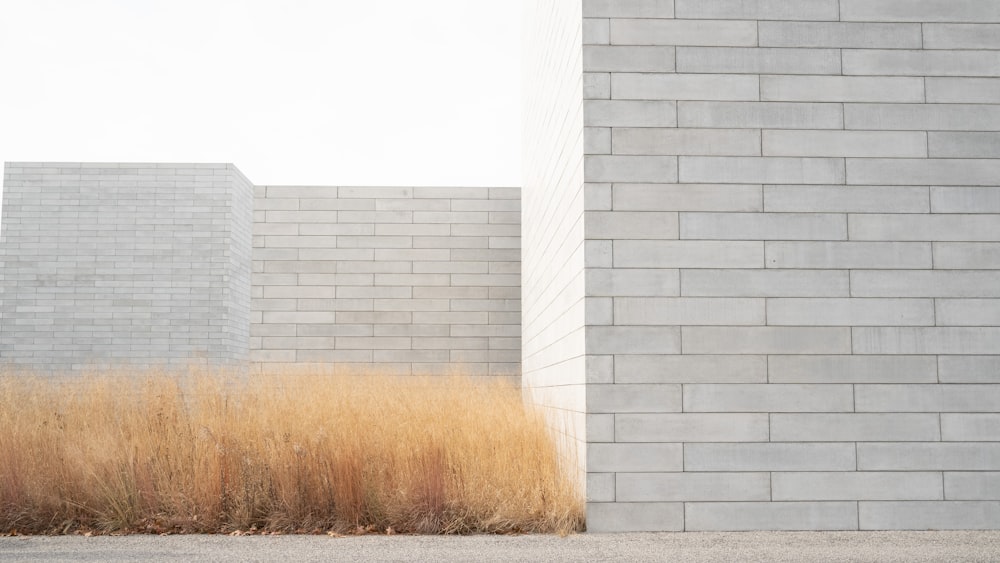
[{"xmin": 2, "ymin": 531, "xmax": 1000, "ymax": 562}]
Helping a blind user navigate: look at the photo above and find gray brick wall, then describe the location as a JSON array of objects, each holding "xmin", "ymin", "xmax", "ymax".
[
  {"xmin": 559, "ymin": 0, "xmax": 1000, "ymax": 531},
  {"xmin": 0, "ymin": 162, "xmax": 252, "ymax": 371},
  {"xmin": 251, "ymin": 185, "xmax": 520, "ymax": 376}
]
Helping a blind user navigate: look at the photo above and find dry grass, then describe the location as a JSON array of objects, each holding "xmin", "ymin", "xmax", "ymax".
[{"xmin": 0, "ymin": 369, "xmax": 583, "ymax": 535}]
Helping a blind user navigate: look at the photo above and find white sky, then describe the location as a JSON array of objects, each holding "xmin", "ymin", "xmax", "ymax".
[{"xmin": 0, "ymin": 0, "xmax": 522, "ymax": 187}]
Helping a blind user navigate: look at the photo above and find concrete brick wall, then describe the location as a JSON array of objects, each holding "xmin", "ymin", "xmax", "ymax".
[
  {"xmin": 521, "ymin": 0, "xmax": 588, "ymax": 479},
  {"xmin": 0, "ymin": 162, "xmax": 252, "ymax": 371},
  {"xmin": 566, "ymin": 0, "xmax": 1000, "ymax": 531},
  {"xmin": 251, "ymin": 185, "xmax": 520, "ymax": 376}
]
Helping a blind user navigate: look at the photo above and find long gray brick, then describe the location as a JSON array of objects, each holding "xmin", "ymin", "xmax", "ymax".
[
  {"xmin": 610, "ymin": 19, "xmax": 756, "ymax": 46},
  {"xmin": 763, "ymin": 131, "xmax": 926, "ymax": 158},
  {"xmin": 931, "ymin": 188, "xmax": 1000, "ymax": 214},
  {"xmin": 675, "ymin": 0, "xmax": 839, "ymax": 21},
  {"xmin": 851, "ymin": 271, "xmax": 1000, "ymax": 298},
  {"xmin": 764, "ymin": 186, "xmax": 929, "ymax": 213},
  {"xmin": 615, "ymin": 354, "xmax": 768, "ymax": 384},
  {"xmin": 857, "ymin": 385, "xmax": 1000, "ymax": 413},
  {"xmin": 942, "ymin": 414, "xmax": 1000, "ymax": 442},
  {"xmin": 926, "ymin": 78, "xmax": 1000, "ymax": 103},
  {"xmin": 612, "ymin": 128, "xmax": 760, "ymax": 156},
  {"xmin": 945, "ymin": 473, "xmax": 1000, "ymax": 500},
  {"xmin": 841, "ymin": 0, "xmax": 1000, "ymax": 23},
  {"xmin": 933, "ymin": 243, "xmax": 1000, "ymax": 269},
  {"xmin": 936, "ymin": 299, "xmax": 1000, "ymax": 326},
  {"xmin": 858, "ymin": 443, "xmax": 1000, "ymax": 471},
  {"xmin": 586, "ymin": 502, "xmax": 684, "ymax": 533},
  {"xmin": 614, "ymin": 297, "xmax": 764, "ymax": 325},
  {"xmin": 677, "ymin": 47, "xmax": 841, "ymax": 75},
  {"xmin": 845, "ymin": 49, "xmax": 1000, "ymax": 76},
  {"xmin": 585, "ymin": 155, "xmax": 678, "ymax": 183},
  {"xmin": 680, "ymin": 157, "xmax": 845, "ymax": 184},
  {"xmin": 616, "ymin": 413, "xmax": 769, "ymax": 442},
  {"xmin": 851, "ymin": 214, "xmax": 1000, "ymax": 241},
  {"xmin": 681, "ymin": 212, "xmax": 846, "ymax": 241},
  {"xmin": 939, "ymin": 356, "xmax": 1000, "ymax": 384},
  {"xmin": 924, "ymin": 24, "xmax": 1000, "ymax": 49},
  {"xmin": 586, "ymin": 268, "xmax": 680, "ymax": 297},
  {"xmin": 686, "ymin": 502, "xmax": 858, "ymax": 532},
  {"xmin": 612, "ymin": 74, "xmax": 759, "ymax": 101},
  {"xmin": 586, "ymin": 326, "xmax": 681, "ymax": 354},
  {"xmin": 683, "ymin": 383, "xmax": 853, "ymax": 412},
  {"xmin": 772, "ymin": 414, "xmax": 940, "ymax": 442},
  {"xmin": 759, "ymin": 22, "xmax": 922, "ymax": 49},
  {"xmin": 686, "ymin": 443, "xmax": 857, "ymax": 472},
  {"xmin": 846, "ymin": 105, "xmax": 1000, "ymax": 132},
  {"xmin": 583, "ymin": 0, "xmax": 674, "ymax": 18},
  {"xmin": 617, "ymin": 472, "xmax": 770, "ymax": 502},
  {"xmin": 768, "ymin": 355, "xmax": 939, "ymax": 384},
  {"xmin": 588, "ymin": 443, "xmax": 683, "ymax": 472},
  {"xmin": 860, "ymin": 502, "xmax": 1000, "ymax": 531},
  {"xmin": 929, "ymin": 133, "xmax": 1000, "ymax": 159},
  {"xmin": 587, "ymin": 383, "xmax": 682, "ymax": 413},
  {"xmin": 584, "ymin": 100, "xmax": 677, "ymax": 127},
  {"xmin": 765, "ymin": 242, "xmax": 932, "ymax": 269},
  {"xmin": 614, "ymin": 184, "xmax": 763, "ymax": 212},
  {"xmin": 766, "ymin": 298, "xmax": 934, "ymax": 326},
  {"xmin": 678, "ymin": 102, "xmax": 843, "ymax": 129},
  {"xmin": 583, "ymin": 46, "xmax": 675, "ymax": 72},
  {"xmin": 773, "ymin": 472, "xmax": 943, "ymax": 501},
  {"xmin": 614, "ymin": 241, "xmax": 763, "ymax": 269},
  {"xmin": 681, "ymin": 269, "xmax": 850, "ymax": 297}
]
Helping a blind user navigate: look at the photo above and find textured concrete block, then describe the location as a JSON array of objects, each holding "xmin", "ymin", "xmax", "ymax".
[
  {"xmin": 763, "ymin": 131, "xmax": 926, "ymax": 158},
  {"xmin": 612, "ymin": 128, "xmax": 760, "ymax": 156},
  {"xmin": 766, "ymin": 242, "xmax": 931, "ymax": 269},
  {"xmin": 587, "ymin": 384, "xmax": 682, "ymax": 413},
  {"xmin": 851, "ymin": 271, "xmax": 1000, "ymax": 298},
  {"xmin": 684, "ymin": 383, "xmax": 853, "ymax": 412},
  {"xmin": 857, "ymin": 385, "xmax": 1000, "ymax": 413},
  {"xmin": 614, "ymin": 297, "xmax": 764, "ymax": 325},
  {"xmin": 773, "ymin": 472, "xmax": 943, "ymax": 501},
  {"xmin": 617, "ymin": 472, "xmax": 770, "ymax": 502},
  {"xmin": 846, "ymin": 105, "xmax": 1000, "ymax": 132},
  {"xmin": 614, "ymin": 184, "xmax": 763, "ymax": 212},
  {"xmin": 616, "ymin": 413, "xmax": 768, "ymax": 442},
  {"xmin": 841, "ymin": 1, "xmax": 1000, "ymax": 23},
  {"xmin": 945, "ymin": 473, "xmax": 1000, "ymax": 500},
  {"xmin": 773, "ymin": 414, "xmax": 940, "ymax": 442},
  {"xmin": 678, "ymin": 101, "xmax": 843, "ymax": 129},
  {"xmin": 855, "ymin": 327, "xmax": 1000, "ymax": 355},
  {"xmin": 933, "ymin": 243, "xmax": 1000, "ymax": 269},
  {"xmin": 585, "ymin": 211, "xmax": 678, "ymax": 239},
  {"xmin": 936, "ymin": 299, "xmax": 1000, "ymax": 326},
  {"xmin": 859, "ymin": 443, "xmax": 1000, "ymax": 471},
  {"xmin": 681, "ymin": 269, "xmax": 850, "ymax": 297},
  {"xmin": 610, "ymin": 19, "xmax": 756, "ymax": 46},
  {"xmin": 588, "ymin": 443, "xmax": 683, "ymax": 472},
  {"xmin": 929, "ymin": 133, "xmax": 1000, "ymax": 158},
  {"xmin": 587, "ymin": 502, "xmax": 684, "ymax": 532},
  {"xmin": 586, "ymin": 473, "xmax": 615, "ymax": 502},
  {"xmin": 584, "ymin": 100, "xmax": 677, "ymax": 127},
  {"xmin": 765, "ymin": 186, "xmax": 929, "ymax": 213},
  {"xmin": 586, "ymin": 326, "xmax": 680, "ymax": 354},
  {"xmin": 614, "ymin": 241, "xmax": 763, "ymax": 269},
  {"xmin": 677, "ymin": 47, "xmax": 841, "ymax": 75},
  {"xmin": 582, "ymin": 19, "xmax": 609, "ymax": 46},
  {"xmin": 926, "ymin": 78, "xmax": 1000, "ymax": 103},
  {"xmin": 924, "ymin": 24, "xmax": 1000, "ymax": 49},
  {"xmin": 583, "ymin": 73, "xmax": 610, "ymax": 100},
  {"xmin": 583, "ymin": 0, "xmax": 674, "ymax": 18},
  {"xmin": 766, "ymin": 298, "xmax": 934, "ymax": 326},
  {"xmin": 586, "ymin": 268, "xmax": 679, "ymax": 297},
  {"xmin": 585, "ymin": 155, "xmax": 678, "ymax": 183},
  {"xmin": 845, "ymin": 50, "xmax": 1000, "ymax": 77},
  {"xmin": 680, "ymin": 157, "xmax": 845, "ymax": 185},
  {"xmin": 615, "ymin": 354, "xmax": 768, "ymax": 384},
  {"xmin": 612, "ymin": 74, "xmax": 759, "ymax": 101},
  {"xmin": 942, "ymin": 415, "xmax": 1000, "ymax": 442},
  {"xmin": 583, "ymin": 46, "xmax": 675, "ymax": 72},
  {"xmin": 938, "ymin": 356, "xmax": 1000, "ymax": 384},
  {"xmin": 681, "ymin": 212, "xmax": 846, "ymax": 241},
  {"xmin": 931, "ymin": 188, "xmax": 1000, "ymax": 214},
  {"xmin": 850, "ymin": 215, "xmax": 1000, "ymax": 241},
  {"xmin": 675, "ymin": 0, "xmax": 839, "ymax": 21},
  {"xmin": 860, "ymin": 501, "xmax": 1000, "ymax": 531},
  {"xmin": 686, "ymin": 502, "xmax": 857, "ymax": 532},
  {"xmin": 759, "ymin": 22, "xmax": 922, "ymax": 49},
  {"xmin": 686, "ymin": 443, "xmax": 856, "ymax": 472}
]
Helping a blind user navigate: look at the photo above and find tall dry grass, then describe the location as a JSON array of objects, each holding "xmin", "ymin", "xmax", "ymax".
[{"xmin": 0, "ymin": 369, "xmax": 583, "ymax": 535}]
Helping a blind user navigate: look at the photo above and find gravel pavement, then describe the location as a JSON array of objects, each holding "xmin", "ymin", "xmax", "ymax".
[{"xmin": 2, "ymin": 531, "xmax": 1000, "ymax": 562}]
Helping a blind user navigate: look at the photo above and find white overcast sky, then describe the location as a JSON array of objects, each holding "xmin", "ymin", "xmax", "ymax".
[{"xmin": 0, "ymin": 0, "xmax": 522, "ymax": 187}]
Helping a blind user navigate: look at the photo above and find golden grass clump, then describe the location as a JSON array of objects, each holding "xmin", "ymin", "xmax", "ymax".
[{"xmin": 0, "ymin": 369, "xmax": 583, "ymax": 535}]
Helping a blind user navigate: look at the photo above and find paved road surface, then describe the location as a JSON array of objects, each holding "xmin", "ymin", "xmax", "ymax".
[{"xmin": 2, "ymin": 531, "xmax": 999, "ymax": 562}]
